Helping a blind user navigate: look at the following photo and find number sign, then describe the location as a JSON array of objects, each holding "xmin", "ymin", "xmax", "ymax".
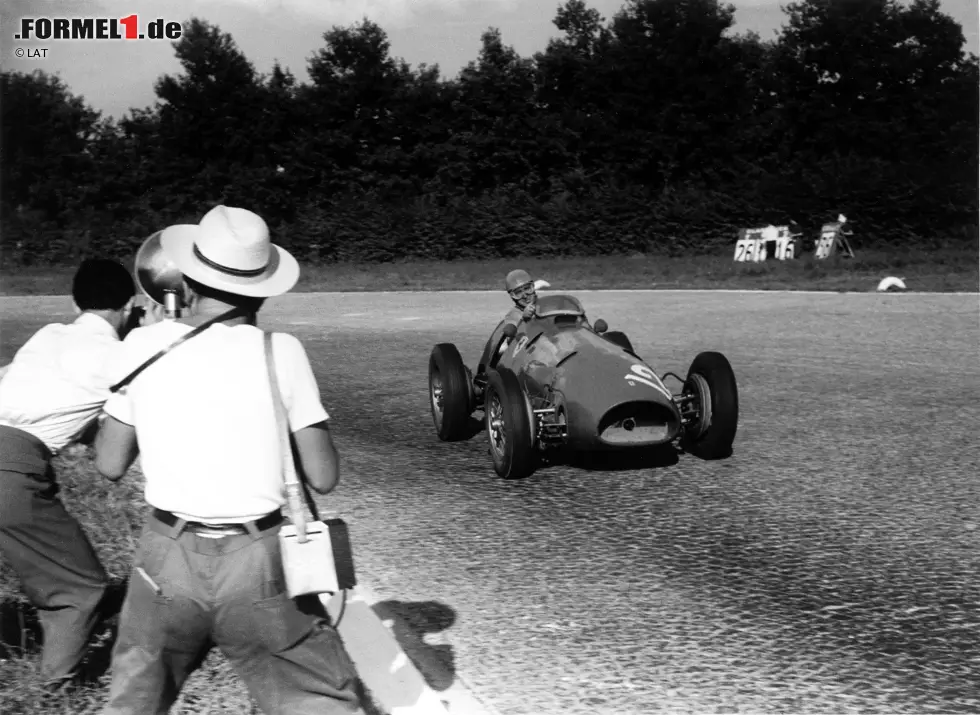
[
  {"xmin": 815, "ymin": 224, "xmax": 840, "ymax": 259},
  {"xmin": 734, "ymin": 228, "xmax": 764, "ymax": 262},
  {"xmin": 734, "ymin": 226, "xmax": 796, "ymax": 262}
]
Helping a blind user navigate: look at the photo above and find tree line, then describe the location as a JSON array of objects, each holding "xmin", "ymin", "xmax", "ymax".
[{"xmin": 2, "ymin": 0, "xmax": 977, "ymax": 266}]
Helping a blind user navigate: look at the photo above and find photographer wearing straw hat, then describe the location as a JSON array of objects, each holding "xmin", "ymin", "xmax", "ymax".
[{"xmin": 94, "ymin": 206, "xmax": 364, "ymax": 714}]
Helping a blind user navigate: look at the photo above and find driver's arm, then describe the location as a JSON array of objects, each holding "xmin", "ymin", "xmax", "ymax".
[{"xmin": 503, "ymin": 306, "xmax": 523, "ymax": 327}]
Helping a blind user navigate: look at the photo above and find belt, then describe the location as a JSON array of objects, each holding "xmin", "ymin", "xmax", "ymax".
[{"xmin": 152, "ymin": 508, "xmax": 282, "ymax": 537}]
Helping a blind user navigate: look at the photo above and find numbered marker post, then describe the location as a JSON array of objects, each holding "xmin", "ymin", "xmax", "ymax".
[
  {"xmin": 733, "ymin": 238, "xmax": 748, "ymax": 262},
  {"xmin": 773, "ymin": 225, "xmax": 798, "ymax": 260},
  {"xmin": 814, "ymin": 221, "xmax": 855, "ymax": 259},
  {"xmin": 735, "ymin": 226, "xmax": 799, "ymax": 262},
  {"xmin": 733, "ymin": 228, "xmax": 765, "ymax": 262},
  {"xmin": 815, "ymin": 224, "xmax": 837, "ymax": 259}
]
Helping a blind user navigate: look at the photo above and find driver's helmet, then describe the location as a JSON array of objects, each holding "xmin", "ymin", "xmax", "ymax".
[{"xmin": 505, "ymin": 269, "xmax": 536, "ymax": 308}]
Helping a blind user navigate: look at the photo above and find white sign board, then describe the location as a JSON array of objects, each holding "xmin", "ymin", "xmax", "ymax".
[
  {"xmin": 734, "ymin": 226, "xmax": 795, "ymax": 262},
  {"xmin": 815, "ymin": 219, "xmax": 855, "ymax": 259}
]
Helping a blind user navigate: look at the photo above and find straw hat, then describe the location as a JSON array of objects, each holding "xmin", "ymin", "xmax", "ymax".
[{"xmin": 159, "ymin": 205, "xmax": 299, "ymax": 297}]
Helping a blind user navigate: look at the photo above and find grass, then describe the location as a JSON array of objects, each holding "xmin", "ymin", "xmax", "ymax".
[{"xmin": 1, "ymin": 246, "xmax": 977, "ymax": 296}]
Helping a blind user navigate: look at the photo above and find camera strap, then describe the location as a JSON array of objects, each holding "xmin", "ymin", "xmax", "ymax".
[
  {"xmin": 264, "ymin": 331, "xmax": 321, "ymax": 533},
  {"xmin": 109, "ymin": 307, "xmax": 245, "ymax": 393}
]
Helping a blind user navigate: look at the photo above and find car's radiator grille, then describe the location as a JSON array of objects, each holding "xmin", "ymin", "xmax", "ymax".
[{"xmin": 598, "ymin": 401, "xmax": 678, "ymax": 445}]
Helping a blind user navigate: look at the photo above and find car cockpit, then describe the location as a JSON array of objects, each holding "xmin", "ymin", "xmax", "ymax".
[{"xmin": 532, "ymin": 294, "xmax": 589, "ymax": 330}]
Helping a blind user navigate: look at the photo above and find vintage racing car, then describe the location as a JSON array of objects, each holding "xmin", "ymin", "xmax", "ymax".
[{"xmin": 427, "ymin": 293, "xmax": 739, "ymax": 479}]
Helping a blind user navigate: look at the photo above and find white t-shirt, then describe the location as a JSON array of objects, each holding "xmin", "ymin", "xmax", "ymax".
[
  {"xmin": 0, "ymin": 313, "xmax": 122, "ymax": 453},
  {"xmin": 103, "ymin": 320, "xmax": 328, "ymax": 523}
]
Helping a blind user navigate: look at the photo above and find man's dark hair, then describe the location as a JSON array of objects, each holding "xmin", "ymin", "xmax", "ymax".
[
  {"xmin": 72, "ymin": 258, "xmax": 135, "ymax": 311},
  {"xmin": 184, "ymin": 276, "xmax": 265, "ymax": 313}
]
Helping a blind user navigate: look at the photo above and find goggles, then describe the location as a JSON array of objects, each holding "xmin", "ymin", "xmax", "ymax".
[{"xmin": 509, "ymin": 282, "xmax": 535, "ymax": 303}]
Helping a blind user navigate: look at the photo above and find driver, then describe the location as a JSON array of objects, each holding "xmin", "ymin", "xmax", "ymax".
[
  {"xmin": 474, "ymin": 269, "xmax": 544, "ymax": 392},
  {"xmin": 503, "ymin": 269, "xmax": 540, "ymax": 322}
]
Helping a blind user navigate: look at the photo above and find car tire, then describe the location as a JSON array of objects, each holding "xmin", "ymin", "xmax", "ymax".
[
  {"xmin": 484, "ymin": 369, "xmax": 536, "ymax": 479},
  {"xmin": 682, "ymin": 351, "xmax": 738, "ymax": 460},
  {"xmin": 604, "ymin": 330, "xmax": 634, "ymax": 353},
  {"xmin": 429, "ymin": 343, "xmax": 473, "ymax": 442}
]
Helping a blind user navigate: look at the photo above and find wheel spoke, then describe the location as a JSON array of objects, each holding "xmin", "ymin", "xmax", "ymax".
[
  {"xmin": 684, "ymin": 374, "xmax": 711, "ymax": 436},
  {"xmin": 430, "ymin": 372, "xmax": 443, "ymax": 427},
  {"xmin": 487, "ymin": 395, "xmax": 506, "ymax": 456}
]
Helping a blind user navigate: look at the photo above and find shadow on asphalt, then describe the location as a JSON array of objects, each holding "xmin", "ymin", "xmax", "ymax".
[
  {"xmin": 543, "ymin": 445, "xmax": 681, "ymax": 472},
  {"xmin": 372, "ymin": 600, "xmax": 458, "ymax": 692},
  {"xmin": 450, "ymin": 414, "xmax": 685, "ymax": 476},
  {"xmin": 458, "ymin": 416, "xmax": 485, "ymax": 441}
]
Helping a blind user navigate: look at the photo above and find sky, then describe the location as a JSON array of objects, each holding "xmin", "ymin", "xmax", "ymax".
[{"xmin": 2, "ymin": 0, "xmax": 978, "ymax": 120}]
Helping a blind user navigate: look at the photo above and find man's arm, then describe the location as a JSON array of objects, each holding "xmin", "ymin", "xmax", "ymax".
[
  {"xmin": 94, "ymin": 416, "xmax": 140, "ymax": 480},
  {"xmin": 292, "ymin": 420, "xmax": 340, "ymax": 495},
  {"xmin": 277, "ymin": 334, "xmax": 339, "ymax": 495}
]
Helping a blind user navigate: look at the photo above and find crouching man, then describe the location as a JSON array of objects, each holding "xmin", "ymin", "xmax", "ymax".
[
  {"xmin": 0, "ymin": 258, "xmax": 137, "ymax": 689},
  {"xmin": 95, "ymin": 205, "xmax": 365, "ymax": 714}
]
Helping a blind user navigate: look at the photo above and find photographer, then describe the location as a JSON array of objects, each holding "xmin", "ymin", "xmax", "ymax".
[
  {"xmin": 94, "ymin": 205, "xmax": 363, "ymax": 714},
  {"xmin": 0, "ymin": 258, "xmax": 138, "ymax": 689}
]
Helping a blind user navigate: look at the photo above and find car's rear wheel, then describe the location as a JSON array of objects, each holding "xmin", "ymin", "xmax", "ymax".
[
  {"xmin": 429, "ymin": 343, "xmax": 473, "ymax": 441},
  {"xmin": 681, "ymin": 351, "xmax": 738, "ymax": 459},
  {"xmin": 485, "ymin": 369, "xmax": 536, "ymax": 479}
]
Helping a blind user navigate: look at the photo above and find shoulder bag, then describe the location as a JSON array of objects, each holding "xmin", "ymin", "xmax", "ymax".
[{"xmin": 263, "ymin": 331, "xmax": 357, "ymax": 597}]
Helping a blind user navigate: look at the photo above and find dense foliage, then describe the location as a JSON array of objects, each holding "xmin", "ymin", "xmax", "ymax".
[{"xmin": 2, "ymin": 0, "xmax": 977, "ymax": 265}]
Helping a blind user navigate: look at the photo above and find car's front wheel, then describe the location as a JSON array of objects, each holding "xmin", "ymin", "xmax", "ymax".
[
  {"xmin": 484, "ymin": 369, "xmax": 536, "ymax": 479},
  {"xmin": 429, "ymin": 343, "xmax": 473, "ymax": 441},
  {"xmin": 681, "ymin": 351, "xmax": 738, "ymax": 459}
]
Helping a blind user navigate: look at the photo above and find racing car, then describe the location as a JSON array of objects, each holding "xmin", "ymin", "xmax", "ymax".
[{"xmin": 427, "ymin": 293, "xmax": 739, "ymax": 479}]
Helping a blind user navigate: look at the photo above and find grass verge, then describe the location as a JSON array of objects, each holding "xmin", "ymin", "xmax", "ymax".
[{"xmin": 2, "ymin": 247, "xmax": 977, "ymax": 296}]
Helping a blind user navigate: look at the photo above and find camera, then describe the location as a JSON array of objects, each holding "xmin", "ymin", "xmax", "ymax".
[
  {"xmin": 135, "ymin": 230, "xmax": 186, "ymax": 317},
  {"xmin": 121, "ymin": 305, "xmax": 146, "ymax": 339}
]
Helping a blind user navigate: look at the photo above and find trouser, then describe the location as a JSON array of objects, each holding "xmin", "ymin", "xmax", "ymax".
[
  {"xmin": 102, "ymin": 509, "xmax": 364, "ymax": 715},
  {"xmin": 0, "ymin": 425, "xmax": 108, "ymax": 683}
]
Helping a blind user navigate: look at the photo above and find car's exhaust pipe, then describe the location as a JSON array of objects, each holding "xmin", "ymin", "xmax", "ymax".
[{"xmin": 622, "ymin": 417, "xmax": 636, "ymax": 431}]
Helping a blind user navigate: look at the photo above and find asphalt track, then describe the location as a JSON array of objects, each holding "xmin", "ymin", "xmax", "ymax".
[{"xmin": 2, "ymin": 291, "xmax": 979, "ymax": 714}]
